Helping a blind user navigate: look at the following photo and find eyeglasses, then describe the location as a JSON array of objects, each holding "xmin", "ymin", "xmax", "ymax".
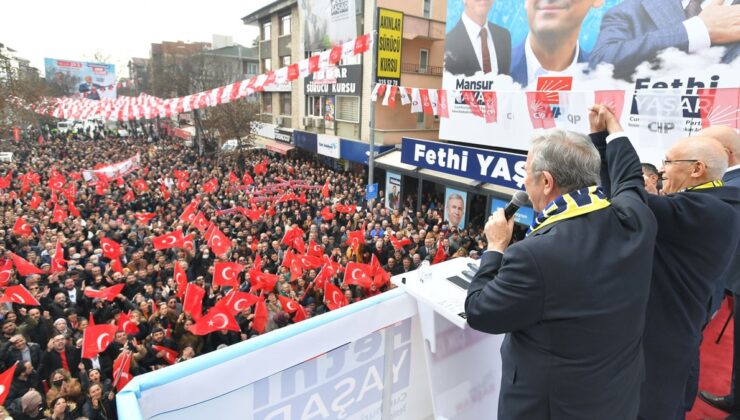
[{"xmin": 662, "ymin": 159, "xmax": 698, "ymax": 166}]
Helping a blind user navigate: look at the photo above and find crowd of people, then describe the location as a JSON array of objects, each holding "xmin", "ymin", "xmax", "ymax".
[{"xmin": 0, "ymin": 129, "xmax": 488, "ymax": 419}]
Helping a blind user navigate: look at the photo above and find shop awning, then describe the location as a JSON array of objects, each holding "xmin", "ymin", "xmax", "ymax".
[
  {"xmin": 263, "ymin": 140, "xmax": 295, "ymax": 155},
  {"xmin": 418, "ymin": 168, "xmax": 480, "ymax": 188},
  {"xmin": 374, "ymin": 150, "xmax": 417, "ymax": 175},
  {"xmin": 481, "ymin": 182, "xmax": 521, "ymax": 198}
]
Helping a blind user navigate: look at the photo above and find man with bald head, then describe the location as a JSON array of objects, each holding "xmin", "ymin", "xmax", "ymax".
[
  {"xmin": 696, "ymin": 126, "xmax": 740, "ymax": 419},
  {"xmin": 595, "ymin": 111, "xmax": 740, "ymax": 419}
]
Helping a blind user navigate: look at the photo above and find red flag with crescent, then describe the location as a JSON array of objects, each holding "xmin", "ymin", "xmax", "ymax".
[{"xmin": 189, "ymin": 305, "xmax": 240, "ymax": 335}]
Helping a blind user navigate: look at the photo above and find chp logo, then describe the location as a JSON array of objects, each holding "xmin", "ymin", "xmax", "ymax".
[{"xmin": 525, "ymin": 77, "xmax": 573, "ymax": 129}]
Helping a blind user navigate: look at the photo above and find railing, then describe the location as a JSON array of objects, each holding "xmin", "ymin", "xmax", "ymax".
[{"xmin": 401, "ymin": 62, "xmax": 443, "ymax": 76}]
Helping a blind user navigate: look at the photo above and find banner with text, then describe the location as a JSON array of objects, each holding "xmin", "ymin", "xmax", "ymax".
[
  {"xmin": 45, "ymin": 58, "xmax": 116, "ymax": 100},
  {"xmin": 376, "ymin": 8, "xmax": 403, "ymax": 86}
]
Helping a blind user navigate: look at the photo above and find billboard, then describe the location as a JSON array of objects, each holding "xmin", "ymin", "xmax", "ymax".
[
  {"xmin": 376, "ymin": 8, "xmax": 403, "ymax": 86},
  {"xmin": 305, "ymin": 65, "xmax": 363, "ymax": 96},
  {"xmin": 300, "ymin": 0, "xmax": 358, "ymax": 51},
  {"xmin": 439, "ymin": 0, "xmax": 740, "ymax": 162},
  {"xmin": 385, "ymin": 171, "xmax": 402, "ymax": 211},
  {"xmin": 444, "ymin": 187, "xmax": 467, "ymax": 230},
  {"xmin": 45, "ymin": 58, "xmax": 116, "ymax": 100}
]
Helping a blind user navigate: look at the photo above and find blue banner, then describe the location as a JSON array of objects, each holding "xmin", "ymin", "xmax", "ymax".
[
  {"xmin": 366, "ymin": 183, "xmax": 378, "ymax": 201},
  {"xmin": 293, "ymin": 130, "xmax": 318, "ymax": 153},
  {"xmin": 400, "ymin": 138, "xmax": 526, "ymax": 191},
  {"xmin": 491, "ymin": 197, "xmax": 534, "ymax": 226},
  {"xmin": 340, "ymin": 138, "xmax": 394, "ymax": 165}
]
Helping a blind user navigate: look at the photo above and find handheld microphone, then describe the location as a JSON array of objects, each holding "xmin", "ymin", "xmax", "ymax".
[{"xmin": 503, "ymin": 191, "xmax": 530, "ymax": 220}]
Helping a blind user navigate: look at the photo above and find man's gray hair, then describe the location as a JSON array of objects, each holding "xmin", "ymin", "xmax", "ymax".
[
  {"xmin": 530, "ymin": 129, "xmax": 601, "ymax": 193},
  {"xmin": 447, "ymin": 193, "xmax": 464, "ymax": 206}
]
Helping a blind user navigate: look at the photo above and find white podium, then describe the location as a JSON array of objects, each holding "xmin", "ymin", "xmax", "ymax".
[{"xmin": 391, "ymin": 258, "xmax": 505, "ymax": 420}]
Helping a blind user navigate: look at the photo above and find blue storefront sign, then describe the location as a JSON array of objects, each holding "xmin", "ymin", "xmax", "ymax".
[
  {"xmin": 293, "ymin": 130, "xmax": 318, "ymax": 153},
  {"xmin": 340, "ymin": 138, "xmax": 394, "ymax": 165},
  {"xmin": 490, "ymin": 197, "xmax": 535, "ymax": 226},
  {"xmin": 400, "ymin": 137, "xmax": 527, "ymax": 190},
  {"xmin": 366, "ymin": 183, "xmax": 378, "ymax": 200}
]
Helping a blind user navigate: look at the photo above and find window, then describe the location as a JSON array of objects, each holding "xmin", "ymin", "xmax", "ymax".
[
  {"xmin": 419, "ymin": 49, "xmax": 429, "ymax": 73},
  {"xmin": 280, "ymin": 93, "xmax": 291, "ymax": 115},
  {"xmin": 262, "ymin": 22, "xmax": 271, "ymax": 41},
  {"xmin": 336, "ymin": 96, "xmax": 360, "ymax": 123},
  {"xmin": 263, "ymin": 58, "xmax": 271, "ymax": 72},
  {"xmin": 280, "ymin": 15, "xmax": 291, "ymax": 36},
  {"xmin": 281, "ymin": 56, "xmax": 291, "ymax": 67},
  {"xmin": 423, "ymin": 0, "xmax": 431, "ymax": 18},
  {"xmin": 262, "ymin": 93, "xmax": 273, "ymax": 114},
  {"xmin": 416, "ymin": 112, "xmax": 425, "ymax": 128},
  {"xmin": 307, "ymin": 96, "xmax": 324, "ymax": 117},
  {"xmin": 246, "ymin": 62, "xmax": 258, "ymax": 75}
]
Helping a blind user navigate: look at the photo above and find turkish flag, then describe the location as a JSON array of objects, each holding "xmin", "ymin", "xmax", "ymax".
[
  {"xmin": 134, "ymin": 212, "xmax": 156, "ymax": 225},
  {"xmin": 345, "ymin": 230, "xmax": 365, "ymax": 249},
  {"xmin": 0, "ymin": 260, "xmax": 13, "ymax": 286},
  {"xmin": 122, "ymin": 190, "xmax": 135, "ymax": 203},
  {"xmin": 321, "ymin": 179, "xmax": 330, "ymax": 198},
  {"xmin": 298, "ymin": 254, "xmax": 322, "ymax": 270},
  {"xmin": 202, "ymin": 178, "xmax": 219, "ymax": 194},
  {"xmin": 182, "ymin": 233, "xmax": 195, "ymax": 254},
  {"xmin": 389, "ymin": 235, "xmax": 411, "ymax": 250},
  {"xmin": 159, "ymin": 183, "xmax": 170, "ymax": 201},
  {"xmin": 100, "ymin": 237, "xmax": 122, "ymax": 259},
  {"xmin": 250, "ymin": 270, "xmax": 279, "ymax": 293},
  {"xmin": 343, "ymin": 262, "xmax": 373, "ymax": 288},
  {"xmin": 324, "ymin": 281, "xmax": 348, "ymax": 310},
  {"xmin": 189, "ymin": 305, "xmax": 240, "ymax": 335},
  {"xmin": 82, "ymin": 323, "xmax": 117, "ymax": 358},
  {"xmin": 213, "ymin": 262, "xmax": 244, "ymax": 288},
  {"xmin": 176, "ymin": 179, "xmax": 189, "ymax": 192},
  {"xmin": 179, "ymin": 200, "xmax": 199, "ymax": 224},
  {"xmin": 289, "ymin": 257, "xmax": 304, "ymax": 279},
  {"xmin": 83, "ymin": 283, "xmax": 125, "ymax": 302},
  {"xmin": 112, "ymin": 351, "xmax": 133, "ymax": 392},
  {"xmin": 29, "ymin": 192, "xmax": 42, "ymax": 209},
  {"xmin": 229, "ymin": 172, "xmax": 239, "ymax": 184},
  {"xmin": 110, "ymin": 258, "xmax": 124, "ymax": 274},
  {"xmin": 307, "ymin": 240, "xmax": 324, "ymax": 258},
  {"xmin": 369, "ymin": 254, "xmax": 391, "ymax": 287},
  {"xmin": 117, "ymin": 311, "xmax": 139, "ymax": 335},
  {"xmin": 0, "ymin": 172, "xmax": 11, "ymax": 190},
  {"xmin": 183, "ymin": 282, "xmax": 205, "ymax": 320},
  {"xmin": 152, "ymin": 230, "xmax": 185, "ymax": 250},
  {"xmin": 242, "ymin": 172, "xmax": 254, "ymax": 186},
  {"xmin": 173, "ymin": 170, "xmax": 189, "ymax": 180},
  {"xmin": 48, "ymin": 174, "xmax": 65, "ymax": 192},
  {"xmin": 52, "ymin": 204, "xmax": 67, "ymax": 224},
  {"xmin": 10, "ymin": 253, "xmax": 44, "ymax": 276},
  {"xmin": 67, "ymin": 198, "xmax": 80, "ymax": 218},
  {"xmin": 320, "ymin": 206, "xmax": 335, "ymax": 220},
  {"xmin": 192, "ymin": 211, "xmax": 210, "ymax": 233},
  {"xmin": 0, "ymin": 285, "xmax": 40, "ymax": 306},
  {"xmin": 174, "ymin": 262, "xmax": 188, "ymax": 298},
  {"xmin": 132, "ymin": 179, "xmax": 149, "ymax": 193},
  {"xmin": 216, "ymin": 290, "xmax": 260, "ymax": 316},
  {"xmin": 293, "ymin": 304, "xmax": 307, "ymax": 322},
  {"xmin": 13, "ymin": 217, "xmax": 32, "ymax": 237},
  {"xmin": 313, "ymin": 265, "xmax": 333, "ymax": 290},
  {"xmin": 152, "ymin": 345, "xmax": 179, "ymax": 365},
  {"xmin": 432, "ymin": 240, "xmax": 447, "ymax": 265},
  {"xmin": 207, "ymin": 226, "xmax": 231, "ymax": 256},
  {"xmin": 277, "ymin": 294, "xmax": 301, "ymax": 314},
  {"xmin": 50, "ymin": 240, "xmax": 66, "ymax": 274},
  {"xmin": 254, "ymin": 159, "xmax": 268, "ymax": 176},
  {"xmin": 335, "ymin": 203, "xmax": 356, "ymax": 214},
  {"xmin": 0, "ymin": 362, "xmax": 18, "ymax": 405},
  {"xmin": 252, "ymin": 298, "xmax": 268, "ymax": 333}
]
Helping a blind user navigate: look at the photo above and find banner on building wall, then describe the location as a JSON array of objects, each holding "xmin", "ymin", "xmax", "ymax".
[
  {"xmin": 444, "ymin": 187, "xmax": 467, "ymax": 230},
  {"xmin": 305, "ymin": 65, "xmax": 362, "ymax": 96},
  {"xmin": 317, "ymin": 134, "xmax": 340, "ymax": 158},
  {"xmin": 376, "ymin": 8, "xmax": 403, "ymax": 86},
  {"xmin": 45, "ymin": 58, "xmax": 116, "ymax": 100},
  {"xmin": 300, "ymin": 0, "xmax": 358, "ymax": 51},
  {"xmin": 440, "ymin": 0, "xmax": 740, "ymax": 156},
  {"xmin": 386, "ymin": 171, "xmax": 402, "ymax": 211}
]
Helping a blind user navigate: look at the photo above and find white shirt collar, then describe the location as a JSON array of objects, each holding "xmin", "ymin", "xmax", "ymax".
[
  {"xmin": 727, "ymin": 163, "xmax": 740, "ymax": 173},
  {"xmin": 461, "ymin": 12, "xmax": 486, "ymax": 42},
  {"xmin": 524, "ymin": 34, "xmax": 580, "ymax": 87}
]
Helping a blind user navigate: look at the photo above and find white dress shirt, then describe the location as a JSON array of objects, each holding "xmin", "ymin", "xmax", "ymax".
[
  {"xmin": 524, "ymin": 34, "xmax": 581, "ymax": 86},
  {"xmin": 461, "ymin": 12, "xmax": 499, "ymax": 74},
  {"xmin": 681, "ymin": 0, "xmax": 732, "ymax": 53}
]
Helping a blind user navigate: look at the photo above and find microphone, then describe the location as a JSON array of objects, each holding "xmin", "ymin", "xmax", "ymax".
[{"xmin": 503, "ymin": 191, "xmax": 530, "ymax": 220}]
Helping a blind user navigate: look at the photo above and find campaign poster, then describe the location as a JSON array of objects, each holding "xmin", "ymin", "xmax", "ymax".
[
  {"xmin": 444, "ymin": 187, "xmax": 468, "ymax": 230},
  {"xmin": 439, "ymin": 0, "xmax": 740, "ymax": 165},
  {"xmin": 45, "ymin": 58, "xmax": 117, "ymax": 100},
  {"xmin": 385, "ymin": 171, "xmax": 402, "ymax": 210},
  {"xmin": 300, "ymin": 0, "xmax": 358, "ymax": 52}
]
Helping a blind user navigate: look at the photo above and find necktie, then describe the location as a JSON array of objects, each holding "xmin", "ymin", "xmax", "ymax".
[
  {"xmin": 684, "ymin": 0, "xmax": 703, "ymax": 18},
  {"xmin": 480, "ymin": 28, "xmax": 492, "ymax": 74}
]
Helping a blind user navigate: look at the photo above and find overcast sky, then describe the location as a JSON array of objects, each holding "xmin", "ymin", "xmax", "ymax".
[{"xmin": 1, "ymin": 0, "xmax": 273, "ymax": 78}]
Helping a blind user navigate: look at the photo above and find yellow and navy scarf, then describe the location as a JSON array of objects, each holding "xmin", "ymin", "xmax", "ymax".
[
  {"xmin": 527, "ymin": 185, "xmax": 611, "ymax": 236},
  {"xmin": 683, "ymin": 179, "xmax": 724, "ymax": 192}
]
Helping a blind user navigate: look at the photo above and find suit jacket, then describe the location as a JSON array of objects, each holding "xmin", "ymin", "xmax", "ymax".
[
  {"xmin": 635, "ymin": 174, "xmax": 740, "ymax": 418},
  {"xmin": 590, "ymin": 0, "xmax": 740, "ymax": 80},
  {"xmin": 465, "ymin": 133, "xmax": 656, "ymax": 420},
  {"xmin": 40, "ymin": 345, "xmax": 81, "ymax": 381},
  {"xmin": 444, "ymin": 19, "xmax": 511, "ymax": 77},
  {"xmin": 1, "ymin": 342, "xmax": 43, "ymax": 370},
  {"xmin": 721, "ymin": 167, "xmax": 740, "ymax": 295},
  {"xmin": 511, "ymin": 43, "xmax": 589, "ymax": 87}
]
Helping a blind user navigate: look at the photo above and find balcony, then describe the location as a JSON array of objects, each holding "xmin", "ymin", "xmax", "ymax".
[
  {"xmin": 401, "ymin": 62, "xmax": 442, "ymax": 76},
  {"xmin": 403, "ymin": 15, "xmax": 446, "ymax": 41}
]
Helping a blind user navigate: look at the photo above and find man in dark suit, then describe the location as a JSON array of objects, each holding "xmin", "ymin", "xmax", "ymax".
[
  {"xmin": 610, "ymin": 128, "xmax": 739, "ymax": 419},
  {"xmin": 590, "ymin": 0, "xmax": 740, "ymax": 80},
  {"xmin": 697, "ymin": 125, "xmax": 740, "ymax": 420},
  {"xmin": 465, "ymin": 105, "xmax": 657, "ymax": 419},
  {"xmin": 39, "ymin": 334, "xmax": 81, "ymax": 381},
  {"xmin": 511, "ymin": 0, "xmax": 603, "ymax": 86},
  {"xmin": 444, "ymin": 0, "xmax": 511, "ymax": 76},
  {"xmin": 0, "ymin": 335, "xmax": 43, "ymax": 370}
]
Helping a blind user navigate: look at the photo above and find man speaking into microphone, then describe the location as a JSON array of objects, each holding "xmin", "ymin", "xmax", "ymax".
[{"xmin": 465, "ymin": 106, "xmax": 657, "ymax": 419}]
